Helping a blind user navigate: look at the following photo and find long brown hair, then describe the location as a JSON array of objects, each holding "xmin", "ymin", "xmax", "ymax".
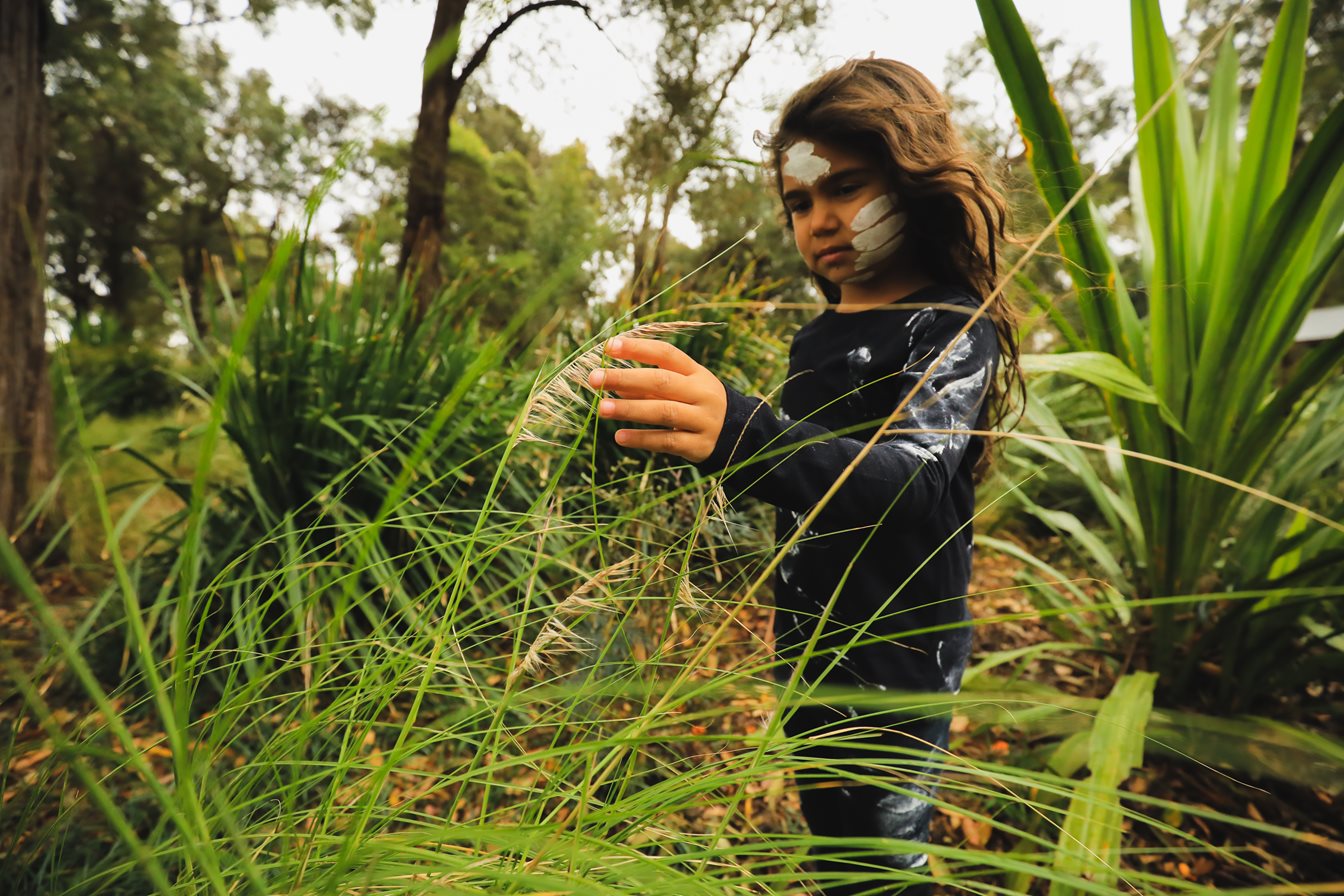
[{"xmin": 760, "ymin": 57, "xmax": 1023, "ymax": 460}]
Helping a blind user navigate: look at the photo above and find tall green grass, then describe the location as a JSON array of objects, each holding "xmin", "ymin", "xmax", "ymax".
[
  {"xmin": 5, "ymin": 1, "xmax": 1344, "ymax": 887},
  {"xmin": 5, "ymin": 237, "xmax": 1341, "ymax": 895}
]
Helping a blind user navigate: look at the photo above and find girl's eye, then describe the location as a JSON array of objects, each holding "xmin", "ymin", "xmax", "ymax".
[
  {"xmin": 837, "ymin": 182, "xmax": 861, "ymax": 195},
  {"xmin": 788, "ymin": 202, "xmax": 810, "ymax": 216}
]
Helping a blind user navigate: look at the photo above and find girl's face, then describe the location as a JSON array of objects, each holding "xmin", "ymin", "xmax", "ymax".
[{"xmin": 779, "ymin": 137, "xmax": 907, "ymax": 289}]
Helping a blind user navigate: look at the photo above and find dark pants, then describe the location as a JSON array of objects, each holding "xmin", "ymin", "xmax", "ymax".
[{"xmin": 786, "ymin": 703, "xmax": 950, "ymax": 896}]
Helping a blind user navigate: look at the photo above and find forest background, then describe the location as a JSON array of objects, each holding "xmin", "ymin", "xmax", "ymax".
[{"xmin": 1, "ymin": 0, "xmax": 1342, "ymax": 894}]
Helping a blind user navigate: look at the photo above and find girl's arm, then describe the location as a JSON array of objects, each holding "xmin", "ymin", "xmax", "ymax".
[
  {"xmin": 703, "ymin": 310, "xmax": 996, "ymax": 528},
  {"xmin": 591, "ymin": 310, "xmax": 996, "ymax": 528}
]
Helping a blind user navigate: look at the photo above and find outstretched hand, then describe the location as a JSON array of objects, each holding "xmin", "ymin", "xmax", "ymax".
[{"xmin": 587, "ymin": 334, "xmax": 727, "ymax": 464}]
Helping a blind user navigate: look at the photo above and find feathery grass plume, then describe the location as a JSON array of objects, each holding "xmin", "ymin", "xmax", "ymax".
[
  {"xmin": 508, "ymin": 616, "xmax": 590, "ymax": 686},
  {"xmin": 708, "ymin": 483, "xmax": 730, "ymax": 530},
  {"xmin": 518, "ymin": 321, "xmax": 723, "ymax": 443},
  {"xmin": 508, "ymin": 555, "xmax": 639, "ymax": 685},
  {"xmin": 674, "ymin": 577, "xmax": 711, "ymax": 619}
]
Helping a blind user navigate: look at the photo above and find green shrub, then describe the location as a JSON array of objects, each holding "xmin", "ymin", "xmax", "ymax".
[{"xmin": 62, "ymin": 341, "xmax": 182, "ymax": 419}]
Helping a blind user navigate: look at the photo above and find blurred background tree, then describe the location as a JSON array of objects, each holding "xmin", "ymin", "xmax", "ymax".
[
  {"xmin": 396, "ymin": 0, "xmax": 595, "ymax": 309},
  {"xmin": 611, "ymin": 0, "xmax": 819, "ymax": 307},
  {"xmin": 1179, "ymin": 0, "xmax": 1342, "ymax": 137},
  {"xmin": 0, "ymin": 0, "xmax": 56, "ymax": 549},
  {"xmin": 349, "ymin": 84, "xmax": 616, "ymax": 343},
  {"xmin": 45, "ymin": 1, "xmax": 371, "ymax": 335},
  {"xmin": 0, "ymin": 0, "xmax": 368, "ymax": 547}
]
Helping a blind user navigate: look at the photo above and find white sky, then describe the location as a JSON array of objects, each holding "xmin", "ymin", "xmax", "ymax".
[{"xmin": 211, "ymin": 0, "xmax": 1188, "ymax": 238}]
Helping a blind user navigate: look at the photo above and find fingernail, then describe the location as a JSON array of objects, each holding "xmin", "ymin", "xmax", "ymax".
[
  {"xmin": 607, "ymin": 337, "xmax": 623, "ymax": 352},
  {"xmin": 599, "ymin": 399, "xmax": 615, "ymax": 415},
  {"xmin": 589, "ymin": 369, "xmax": 605, "ymax": 387}
]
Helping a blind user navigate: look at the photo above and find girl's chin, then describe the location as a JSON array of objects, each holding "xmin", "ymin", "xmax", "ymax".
[{"xmin": 829, "ymin": 264, "xmax": 882, "ymax": 286}]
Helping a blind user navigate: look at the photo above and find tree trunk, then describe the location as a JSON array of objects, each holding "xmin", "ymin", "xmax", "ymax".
[
  {"xmin": 398, "ymin": 0, "xmax": 469, "ymax": 312},
  {"xmin": 0, "ymin": 0, "xmax": 56, "ymax": 547},
  {"xmin": 650, "ymin": 177, "xmax": 685, "ymax": 289}
]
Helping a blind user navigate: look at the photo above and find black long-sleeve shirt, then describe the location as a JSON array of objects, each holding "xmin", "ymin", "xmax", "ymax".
[{"xmin": 695, "ymin": 285, "xmax": 997, "ymax": 696}]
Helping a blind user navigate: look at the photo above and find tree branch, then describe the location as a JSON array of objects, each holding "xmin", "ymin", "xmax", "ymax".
[{"xmin": 456, "ymin": 0, "xmax": 592, "ymax": 86}]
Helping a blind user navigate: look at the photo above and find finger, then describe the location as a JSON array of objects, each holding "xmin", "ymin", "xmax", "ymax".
[
  {"xmin": 606, "ymin": 386, "xmax": 661, "ymax": 401},
  {"xmin": 588, "ymin": 365, "xmax": 690, "ymax": 398},
  {"xmin": 598, "ymin": 397, "xmax": 705, "ymax": 432},
  {"xmin": 604, "ymin": 335, "xmax": 698, "ymax": 376},
  {"xmin": 614, "ymin": 427, "xmax": 692, "ymax": 458}
]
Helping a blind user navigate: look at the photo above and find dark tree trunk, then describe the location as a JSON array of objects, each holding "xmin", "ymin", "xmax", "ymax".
[
  {"xmin": 180, "ymin": 239, "xmax": 207, "ymax": 337},
  {"xmin": 397, "ymin": 0, "xmax": 589, "ymax": 312},
  {"xmin": 0, "ymin": 0, "xmax": 56, "ymax": 546},
  {"xmin": 397, "ymin": 0, "xmax": 469, "ymax": 311},
  {"xmin": 178, "ymin": 199, "xmax": 222, "ymax": 338}
]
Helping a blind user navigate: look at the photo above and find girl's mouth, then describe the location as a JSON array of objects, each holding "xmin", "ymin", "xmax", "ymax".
[{"xmin": 816, "ymin": 246, "xmax": 850, "ymax": 262}]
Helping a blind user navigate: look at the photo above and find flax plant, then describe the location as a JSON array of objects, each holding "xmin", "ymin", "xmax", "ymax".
[{"xmin": 978, "ymin": 0, "xmax": 1344, "ymax": 701}]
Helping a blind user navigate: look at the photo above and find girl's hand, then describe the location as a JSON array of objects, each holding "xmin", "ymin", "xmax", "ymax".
[{"xmin": 587, "ymin": 334, "xmax": 727, "ymax": 464}]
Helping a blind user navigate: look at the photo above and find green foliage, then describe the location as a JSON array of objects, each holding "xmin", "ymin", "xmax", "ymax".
[
  {"xmin": 1179, "ymin": 0, "xmax": 1344, "ymax": 137},
  {"xmin": 8, "ymin": 232, "xmax": 1343, "ymax": 894},
  {"xmin": 124, "ymin": 256, "xmax": 529, "ymax": 685},
  {"xmin": 977, "ymin": 0, "xmax": 1344, "ymax": 706},
  {"xmin": 1051, "ymin": 671, "xmax": 1156, "ymax": 895},
  {"xmin": 45, "ymin": 1, "xmax": 207, "ymax": 324},
  {"xmin": 62, "ymin": 342, "xmax": 180, "ymax": 420},
  {"xmin": 54, "ymin": 314, "xmax": 180, "ymax": 419},
  {"xmin": 944, "ymin": 23, "xmax": 1139, "ymax": 342},
  {"xmin": 45, "ymin": 1, "xmax": 370, "ymax": 330},
  {"xmin": 352, "ymin": 89, "xmax": 615, "ymax": 338},
  {"xmin": 11, "ymin": 4, "xmax": 1344, "ymax": 889}
]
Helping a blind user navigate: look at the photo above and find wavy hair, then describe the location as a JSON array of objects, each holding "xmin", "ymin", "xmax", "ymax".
[{"xmin": 759, "ymin": 57, "xmax": 1023, "ymax": 467}]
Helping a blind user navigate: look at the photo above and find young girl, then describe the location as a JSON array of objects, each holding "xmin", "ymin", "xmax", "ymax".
[{"xmin": 588, "ymin": 58, "xmax": 1018, "ymax": 894}]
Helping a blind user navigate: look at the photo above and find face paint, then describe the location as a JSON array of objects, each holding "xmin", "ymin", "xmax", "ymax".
[
  {"xmin": 848, "ymin": 191, "xmax": 906, "ymax": 275},
  {"xmin": 782, "ymin": 141, "xmax": 831, "ymax": 185},
  {"xmin": 850, "ymin": 193, "xmax": 894, "ymax": 231}
]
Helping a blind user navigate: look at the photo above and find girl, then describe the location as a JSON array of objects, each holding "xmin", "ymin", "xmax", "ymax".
[{"xmin": 588, "ymin": 58, "xmax": 1019, "ymax": 894}]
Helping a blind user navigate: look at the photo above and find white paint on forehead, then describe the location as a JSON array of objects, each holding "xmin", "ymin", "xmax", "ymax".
[{"xmin": 782, "ymin": 141, "xmax": 831, "ymax": 185}]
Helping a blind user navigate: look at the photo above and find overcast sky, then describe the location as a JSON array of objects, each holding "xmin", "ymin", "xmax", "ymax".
[
  {"xmin": 215, "ymin": 1, "xmax": 1189, "ymax": 160},
  {"xmin": 209, "ymin": 0, "xmax": 1188, "ymax": 241}
]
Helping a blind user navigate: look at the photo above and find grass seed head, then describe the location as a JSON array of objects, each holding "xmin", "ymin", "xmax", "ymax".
[
  {"xmin": 508, "ymin": 555, "xmax": 641, "ymax": 685},
  {"xmin": 519, "ymin": 321, "xmax": 722, "ymax": 441}
]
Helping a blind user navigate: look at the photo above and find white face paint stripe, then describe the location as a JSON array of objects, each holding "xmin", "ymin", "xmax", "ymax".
[
  {"xmin": 842, "ymin": 192, "xmax": 906, "ymax": 278},
  {"xmin": 854, "ymin": 238, "xmax": 901, "ymax": 270},
  {"xmin": 851, "ymin": 194, "xmax": 895, "ymax": 231},
  {"xmin": 853, "ymin": 213, "xmax": 904, "ymax": 253},
  {"xmin": 782, "ymin": 141, "xmax": 831, "ymax": 185},
  {"xmin": 853, "ymin": 211, "xmax": 907, "ymax": 271}
]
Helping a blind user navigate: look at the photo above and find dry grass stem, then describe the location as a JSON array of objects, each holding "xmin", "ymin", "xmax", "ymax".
[
  {"xmin": 508, "ymin": 616, "xmax": 589, "ymax": 686},
  {"xmin": 508, "ymin": 555, "xmax": 640, "ymax": 685},
  {"xmin": 519, "ymin": 321, "xmax": 723, "ymax": 442},
  {"xmin": 708, "ymin": 484, "xmax": 731, "ymax": 530},
  {"xmin": 674, "ymin": 577, "xmax": 710, "ymax": 617}
]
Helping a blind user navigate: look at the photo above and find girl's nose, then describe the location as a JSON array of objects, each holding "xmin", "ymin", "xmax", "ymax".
[{"xmin": 808, "ymin": 200, "xmax": 841, "ymax": 236}]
